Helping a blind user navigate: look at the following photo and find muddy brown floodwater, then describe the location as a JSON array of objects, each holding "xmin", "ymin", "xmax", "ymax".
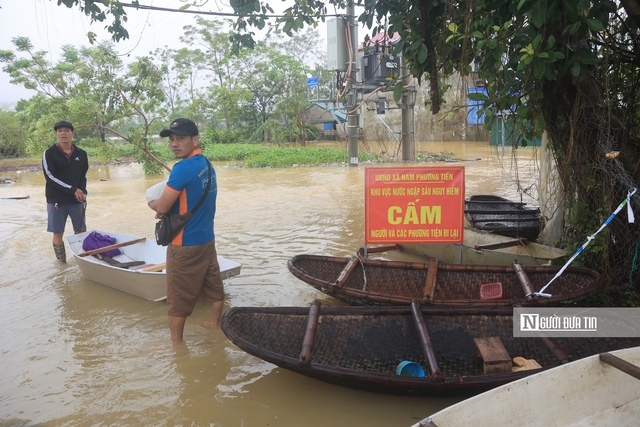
[{"xmin": 0, "ymin": 141, "xmax": 540, "ymax": 426}]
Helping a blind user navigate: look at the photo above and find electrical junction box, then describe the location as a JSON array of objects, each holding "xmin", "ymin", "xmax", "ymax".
[{"xmin": 327, "ymin": 18, "xmax": 349, "ymax": 71}]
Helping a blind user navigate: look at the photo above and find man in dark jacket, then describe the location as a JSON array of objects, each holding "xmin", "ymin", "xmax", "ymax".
[{"xmin": 42, "ymin": 120, "xmax": 88, "ymax": 262}]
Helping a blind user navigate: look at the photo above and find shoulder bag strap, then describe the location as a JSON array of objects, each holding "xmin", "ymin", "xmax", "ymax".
[{"xmin": 188, "ymin": 159, "xmax": 212, "ymax": 215}]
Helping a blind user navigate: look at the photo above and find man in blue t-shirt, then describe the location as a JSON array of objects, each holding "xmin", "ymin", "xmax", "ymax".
[{"xmin": 148, "ymin": 118, "xmax": 224, "ymax": 346}]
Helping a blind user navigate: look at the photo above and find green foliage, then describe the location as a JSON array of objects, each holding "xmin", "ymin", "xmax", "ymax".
[
  {"xmin": 559, "ymin": 197, "xmax": 606, "ymax": 269},
  {"xmin": 621, "ymin": 290, "xmax": 639, "ymax": 307},
  {"xmin": 582, "ymin": 289, "xmax": 614, "ymax": 307},
  {"xmin": 0, "ymin": 111, "xmax": 27, "ymax": 158},
  {"xmin": 201, "ymin": 125, "xmax": 249, "ymax": 146},
  {"xmin": 203, "ymin": 143, "xmax": 267, "ymax": 162},
  {"xmin": 79, "ymin": 137, "xmax": 126, "ymax": 163},
  {"xmin": 127, "ymin": 127, "xmax": 173, "ymax": 176},
  {"xmin": 56, "ymin": 0, "xmax": 131, "ymax": 43}
]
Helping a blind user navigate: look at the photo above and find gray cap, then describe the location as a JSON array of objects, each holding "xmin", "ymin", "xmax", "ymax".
[{"xmin": 54, "ymin": 120, "xmax": 74, "ymax": 132}]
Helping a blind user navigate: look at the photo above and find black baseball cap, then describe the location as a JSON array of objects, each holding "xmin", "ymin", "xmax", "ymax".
[
  {"xmin": 159, "ymin": 118, "xmax": 199, "ymax": 137},
  {"xmin": 54, "ymin": 120, "xmax": 74, "ymax": 132}
]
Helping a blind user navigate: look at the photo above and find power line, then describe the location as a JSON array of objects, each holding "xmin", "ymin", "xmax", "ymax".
[{"xmin": 119, "ymin": 2, "xmax": 343, "ymax": 18}]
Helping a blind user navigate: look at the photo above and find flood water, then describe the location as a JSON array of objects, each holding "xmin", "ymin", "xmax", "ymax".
[{"xmin": 0, "ymin": 142, "xmax": 540, "ymax": 426}]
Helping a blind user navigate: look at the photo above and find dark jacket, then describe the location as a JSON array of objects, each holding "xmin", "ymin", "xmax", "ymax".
[{"xmin": 42, "ymin": 143, "xmax": 88, "ymax": 204}]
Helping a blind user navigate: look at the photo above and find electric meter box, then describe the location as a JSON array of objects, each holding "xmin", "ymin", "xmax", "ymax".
[{"xmin": 327, "ymin": 18, "xmax": 349, "ymax": 71}]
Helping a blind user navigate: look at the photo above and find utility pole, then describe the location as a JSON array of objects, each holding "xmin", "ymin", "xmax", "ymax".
[
  {"xmin": 347, "ymin": 2, "xmax": 359, "ymax": 166},
  {"xmin": 401, "ymin": 54, "xmax": 414, "ymax": 162}
]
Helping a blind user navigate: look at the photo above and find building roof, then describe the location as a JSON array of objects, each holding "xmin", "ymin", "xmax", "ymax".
[
  {"xmin": 306, "ymin": 103, "xmax": 347, "ymax": 122},
  {"xmin": 361, "ymin": 32, "xmax": 401, "ymax": 51}
]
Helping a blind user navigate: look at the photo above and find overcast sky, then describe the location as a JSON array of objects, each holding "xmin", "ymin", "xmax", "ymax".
[{"xmin": 0, "ymin": 0, "xmax": 353, "ymax": 109}]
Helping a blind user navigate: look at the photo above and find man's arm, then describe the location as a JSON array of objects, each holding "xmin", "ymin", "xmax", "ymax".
[
  {"xmin": 148, "ymin": 187, "xmax": 180, "ymax": 219},
  {"xmin": 79, "ymin": 152, "xmax": 89, "ymax": 195}
]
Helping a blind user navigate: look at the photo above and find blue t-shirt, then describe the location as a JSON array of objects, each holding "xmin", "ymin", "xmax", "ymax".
[{"xmin": 166, "ymin": 150, "xmax": 217, "ymax": 246}]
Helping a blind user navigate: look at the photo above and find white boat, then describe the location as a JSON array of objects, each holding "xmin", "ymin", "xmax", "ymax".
[
  {"xmin": 412, "ymin": 346, "xmax": 640, "ymax": 427},
  {"xmin": 66, "ymin": 230, "xmax": 241, "ymax": 301},
  {"xmin": 401, "ymin": 227, "xmax": 567, "ymax": 266}
]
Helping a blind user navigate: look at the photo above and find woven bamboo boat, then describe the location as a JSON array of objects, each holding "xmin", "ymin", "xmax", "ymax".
[
  {"xmin": 287, "ymin": 249, "xmax": 601, "ymax": 306},
  {"xmin": 221, "ymin": 302, "xmax": 640, "ymax": 397},
  {"xmin": 465, "ymin": 195, "xmax": 542, "ymax": 241}
]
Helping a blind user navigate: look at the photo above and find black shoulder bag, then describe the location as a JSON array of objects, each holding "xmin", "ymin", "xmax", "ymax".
[{"xmin": 155, "ymin": 161, "xmax": 212, "ymax": 246}]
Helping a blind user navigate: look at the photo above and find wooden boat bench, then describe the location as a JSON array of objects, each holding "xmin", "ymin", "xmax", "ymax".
[
  {"xmin": 474, "ymin": 337, "xmax": 512, "ymax": 374},
  {"xmin": 335, "ymin": 255, "xmax": 360, "ymax": 288},
  {"xmin": 299, "ymin": 300, "xmax": 321, "ymax": 365},
  {"xmin": 423, "ymin": 258, "xmax": 439, "ymax": 302}
]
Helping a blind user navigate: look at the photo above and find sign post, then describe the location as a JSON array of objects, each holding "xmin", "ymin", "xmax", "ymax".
[{"xmin": 307, "ymin": 77, "xmax": 319, "ymax": 101}]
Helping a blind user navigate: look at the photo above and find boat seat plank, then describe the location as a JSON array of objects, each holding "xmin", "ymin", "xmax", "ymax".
[
  {"xmin": 410, "ymin": 301, "xmax": 445, "ymax": 382},
  {"xmin": 96, "ymin": 254, "xmax": 145, "ymax": 269},
  {"xmin": 474, "ymin": 337, "xmax": 512, "ymax": 374},
  {"xmin": 423, "ymin": 259, "xmax": 439, "ymax": 301},
  {"xmin": 513, "ymin": 261, "xmax": 535, "ymax": 300},
  {"xmin": 600, "ymin": 352, "xmax": 640, "ymax": 381},
  {"xmin": 299, "ymin": 300, "xmax": 321, "ymax": 365},
  {"xmin": 335, "ymin": 255, "xmax": 360, "ymax": 288},
  {"xmin": 139, "ymin": 263, "xmax": 166, "ymax": 272}
]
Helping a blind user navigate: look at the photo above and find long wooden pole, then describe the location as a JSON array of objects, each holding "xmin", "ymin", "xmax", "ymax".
[
  {"xmin": 600, "ymin": 352, "xmax": 640, "ymax": 380},
  {"xmin": 513, "ymin": 261, "xmax": 535, "ymax": 300},
  {"xmin": 410, "ymin": 301, "xmax": 445, "ymax": 382},
  {"xmin": 78, "ymin": 237, "xmax": 147, "ymax": 257}
]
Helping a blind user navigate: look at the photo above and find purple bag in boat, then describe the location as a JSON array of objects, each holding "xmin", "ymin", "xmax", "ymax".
[{"xmin": 82, "ymin": 231, "xmax": 122, "ymax": 258}]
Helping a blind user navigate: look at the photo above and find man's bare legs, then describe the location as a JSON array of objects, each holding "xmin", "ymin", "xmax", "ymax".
[
  {"xmin": 52, "ymin": 232, "xmax": 64, "ymax": 245},
  {"xmin": 169, "ymin": 300, "xmax": 223, "ymax": 345},
  {"xmin": 210, "ymin": 300, "xmax": 224, "ymax": 327},
  {"xmin": 169, "ymin": 316, "xmax": 187, "ymax": 345}
]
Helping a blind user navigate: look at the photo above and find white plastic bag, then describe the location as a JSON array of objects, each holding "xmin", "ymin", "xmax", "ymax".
[{"xmin": 145, "ymin": 181, "xmax": 167, "ymax": 202}]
